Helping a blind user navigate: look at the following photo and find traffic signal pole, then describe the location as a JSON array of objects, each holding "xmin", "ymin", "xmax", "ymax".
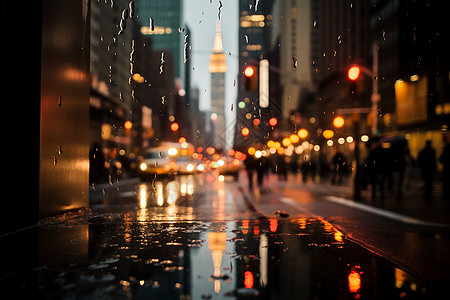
[
  {"xmin": 349, "ymin": 43, "xmax": 380, "ymax": 136},
  {"xmin": 371, "ymin": 43, "xmax": 380, "ymax": 136}
]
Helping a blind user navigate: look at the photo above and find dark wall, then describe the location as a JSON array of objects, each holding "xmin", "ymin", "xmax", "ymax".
[
  {"xmin": 1, "ymin": 0, "xmax": 90, "ymax": 235},
  {"xmin": 2, "ymin": 2, "xmax": 42, "ymax": 234},
  {"xmin": 39, "ymin": 0, "xmax": 90, "ymax": 218}
]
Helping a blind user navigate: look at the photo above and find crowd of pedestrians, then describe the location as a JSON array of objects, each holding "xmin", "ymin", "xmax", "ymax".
[{"xmin": 244, "ymin": 136, "xmax": 450, "ymax": 201}]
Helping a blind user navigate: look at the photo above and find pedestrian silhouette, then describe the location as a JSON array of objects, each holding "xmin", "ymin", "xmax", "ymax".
[
  {"xmin": 275, "ymin": 153, "xmax": 288, "ymax": 181},
  {"xmin": 256, "ymin": 156, "xmax": 266, "ymax": 187},
  {"xmin": 440, "ymin": 135, "xmax": 450, "ymax": 200},
  {"xmin": 366, "ymin": 138, "xmax": 389, "ymax": 201},
  {"xmin": 389, "ymin": 137, "xmax": 410, "ymax": 200},
  {"xmin": 89, "ymin": 142, "xmax": 106, "ymax": 183},
  {"xmin": 244, "ymin": 154, "xmax": 256, "ymax": 188},
  {"xmin": 418, "ymin": 140, "xmax": 437, "ymax": 199},
  {"xmin": 331, "ymin": 151, "xmax": 347, "ymax": 185},
  {"xmin": 301, "ymin": 156, "xmax": 317, "ymax": 183}
]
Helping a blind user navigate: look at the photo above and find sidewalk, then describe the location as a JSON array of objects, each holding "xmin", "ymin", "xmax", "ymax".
[{"xmin": 261, "ymin": 170, "xmax": 450, "ymax": 227}]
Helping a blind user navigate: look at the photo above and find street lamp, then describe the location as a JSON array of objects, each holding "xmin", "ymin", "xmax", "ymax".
[
  {"xmin": 124, "ymin": 121, "xmax": 132, "ymax": 130},
  {"xmin": 297, "ymin": 128, "xmax": 308, "ymax": 139},
  {"xmin": 323, "ymin": 129, "xmax": 334, "ymax": 139},
  {"xmin": 269, "ymin": 117, "xmax": 278, "ymax": 127},
  {"xmin": 333, "ymin": 116, "xmax": 345, "ymax": 128},
  {"xmin": 241, "ymin": 127, "xmax": 250, "ymax": 137},
  {"xmin": 170, "ymin": 122, "xmax": 179, "ymax": 132}
]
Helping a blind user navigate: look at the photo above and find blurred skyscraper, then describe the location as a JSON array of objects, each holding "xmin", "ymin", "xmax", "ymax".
[
  {"xmin": 235, "ymin": 0, "xmax": 276, "ymax": 151},
  {"xmin": 136, "ymin": 0, "xmax": 185, "ymax": 84},
  {"xmin": 210, "ymin": 21, "xmax": 228, "ymax": 151}
]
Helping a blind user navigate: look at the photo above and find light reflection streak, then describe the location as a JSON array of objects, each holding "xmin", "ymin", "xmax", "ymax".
[
  {"xmin": 348, "ymin": 270, "xmax": 362, "ymax": 293},
  {"xmin": 156, "ymin": 181, "xmax": 164, "ymax": 206},
  {"xmin": 208, "ymin": 232, "xmax": 227, "ymax": 294},
  {"xmin": 269, "ymin": 218, "xmax": 278, "ymax": 232},
  {"xmin": 187, "ymin": 175, "xmax": 194, "ymax": 195},
  {"xmin": 167, "ymin": 181, "xmax": 178, "ymax": 204},
  {"xmin": 259, "ymin": 233, "xmax": 268, "ymax": 287},
  {"xmin": 334, "ymin": 231, "xmax": 344, "ymax": 243},
  {"xmin": 138, "ymin": 184, "xmax": 148, "ymax": 222},
  {"xmin": 298, "ymin": 218, "xmax": 307, "ymax": 229},
  {"xmin": 181, "ymin": 182, "xmax": 187, "ymax": 196},
  {"xmin": 242, "ymin": 220, "xmax": 249, "ymax": 234},
  {"xmin": 139, "ymin": 184, "xmax": 148, "ymax": 208},
  {"xmin": 212, "ymin": 180, "xmax": 226, "ymax": 220}
]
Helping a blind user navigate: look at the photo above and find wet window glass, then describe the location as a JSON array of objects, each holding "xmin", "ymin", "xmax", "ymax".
[{"xmin": 2, "ymin": 0, "xmax": 450, "ymax": 298}]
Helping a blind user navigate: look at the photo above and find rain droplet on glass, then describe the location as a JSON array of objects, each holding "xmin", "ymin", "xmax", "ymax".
[
  {"xmin": 159, "ymin": 52, "xmax": 165, "ymax": 74},
  {"xmin": 121, "ymin": 9, "xmax": 128, "ymax": 20},
  {"xmin": 292, "ymin": 57, "xmax": 298, "ymax": 68},
  {"xmin": 218, "ymin": 0, "xmax": 223, "ymax": 20},
  {"xmin": 149, "ymin": 18, "xmax": 154, "ymax": 31},
  {"xmin": 118, "ymin": 18, "xmax": 126, "ymax": 35},
  {"xmin": 128, "ymin": 1, "xmax": 135, "ymax": 18}
]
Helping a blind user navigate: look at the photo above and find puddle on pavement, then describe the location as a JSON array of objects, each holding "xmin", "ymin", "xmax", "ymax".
[{"xmin": 0, "ymin": 217, "xmax": 443, "ymax": 299}]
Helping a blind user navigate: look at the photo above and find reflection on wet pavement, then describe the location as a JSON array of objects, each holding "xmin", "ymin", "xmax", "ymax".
[
  {"xmin": 0, "ymin": 214, "xmax": 436, "ymax": 299},
  {"xmin": 91, "ymin": 175, "xmax": 202, "ymax": 207}
]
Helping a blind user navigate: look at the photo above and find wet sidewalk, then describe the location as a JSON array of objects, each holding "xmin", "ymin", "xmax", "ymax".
[{"xmin": 261, "ymin": 170, "xmax": 450, "ymax": 227}]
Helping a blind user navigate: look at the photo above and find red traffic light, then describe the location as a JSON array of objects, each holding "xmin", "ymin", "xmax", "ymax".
[
  {"xmin": 244, "ymin": 66, "xmax": 255, "ymax": 77},
  {"xmin": 170, "ymin": 122, "xmax": 179, "ymax": 132},
  {"xmin": 269, "ymin": 117, "xmax": 278, "ymax": 127},
  {"xmin": 241, "ymin": 127, "xmax": 250, "ymax": 137},
  {"xmin": 348, "ymin": 66, "xmax": 361, "ymax": 81},
  {"xmin": 124, "ymin": 121, "xmax": 132, "ymax": 130}
]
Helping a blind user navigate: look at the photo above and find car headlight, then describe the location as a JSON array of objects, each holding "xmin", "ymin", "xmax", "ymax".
[
  {"xmin": 168, "ymin": 147, "xmax": 178, "ymax": 156},
  {"xmin": 187, "ymin": 163, "xmax": 194, "ymax": 172},
  {"xmin": 140, "ymin": 162, "xmax": 147, "ymax": 171},
  {"xmin": 217, "ymin": 159, "xmax": 225, "ymax": 167}
]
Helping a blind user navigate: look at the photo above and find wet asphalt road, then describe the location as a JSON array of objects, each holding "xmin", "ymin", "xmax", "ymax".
[{"xmin": 1, "ymin": 171, "xmax": 449, "ymax": 299}]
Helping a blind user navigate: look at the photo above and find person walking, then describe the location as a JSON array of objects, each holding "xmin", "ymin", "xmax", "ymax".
[
  {"xmin": 418, "ymin": 140, "xmax": 437, "ymax": 199},
  {"xmin": 440, "ymin": 134, "xmax": 450, "ymax": 200},
  {"xmin": 331, "ymin": 151, "xmax": 347, "ymax": 185},
  {"xmin": 367, "ymin": 139, "xmax": 389, "ymax": 201},
  {"xmin": 244, "ymin": 154, "xmax": 256, "ymax": 188},
  {"xmin": 256, "ymin": 155, "xmax": 266, "ymax": 187}
]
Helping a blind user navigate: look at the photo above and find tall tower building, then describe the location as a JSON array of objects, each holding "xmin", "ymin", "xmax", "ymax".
[
  {"xmin": 271, "ymin": 0, "xmax": 313, "ymax": 123},
  {"xmin": 137, "ymin": 0, "xmax": 184, "ymax": 82},
  {"xmin": 209, "ymin": 21, "xmax": 228, "ymax": 151},
  {"xmin": 234, "ymin": 0, "xmax": 276, "ymax": 151}
]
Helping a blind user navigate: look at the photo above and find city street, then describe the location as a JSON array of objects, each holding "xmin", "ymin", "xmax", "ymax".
[
  {"xmin": 2, "ymin": 171, "xmax": 449, "ymax": 299},
  {"xmin": 3, "ymin": 1, "xmax": 449, "ymax": 299}
]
